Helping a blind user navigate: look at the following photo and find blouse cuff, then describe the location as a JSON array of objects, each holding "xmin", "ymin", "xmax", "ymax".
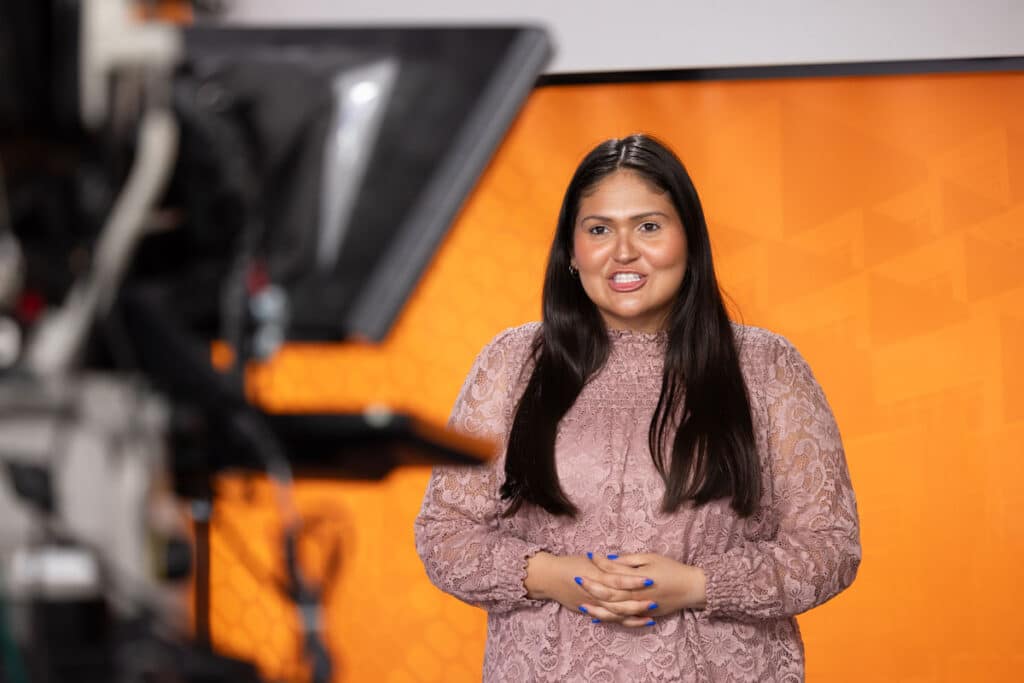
[
  {"xmin": 492, "ymin": 538, "xmax": 548, "ymax": 609},
  {"xmin": 694, "ymin": 554, "xmax": 755, "ymax": 620}
]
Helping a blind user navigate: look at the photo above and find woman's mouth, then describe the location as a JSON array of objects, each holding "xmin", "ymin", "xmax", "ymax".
[{"xmin": 608, "ymin": 272, "xmax": 646, "ymax": 292}]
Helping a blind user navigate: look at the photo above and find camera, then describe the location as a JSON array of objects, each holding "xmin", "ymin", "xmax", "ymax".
[{"xmin": 0, "ymin": 1, "xmax": 550, "ymax": 680}]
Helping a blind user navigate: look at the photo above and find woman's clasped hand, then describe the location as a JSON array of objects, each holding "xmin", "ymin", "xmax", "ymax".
[{"xmin": 525, "ymin": 551, "xmax": 707, "ymax": 627}]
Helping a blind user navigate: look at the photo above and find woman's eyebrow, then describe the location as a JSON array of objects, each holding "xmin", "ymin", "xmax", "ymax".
[
  {"xmin": 579, "ymin": 211, "xmax": 671, "ymax": 223},
  {"xmin": 630, "ymin": 211, "xmax": 671, "ymax": 221}
]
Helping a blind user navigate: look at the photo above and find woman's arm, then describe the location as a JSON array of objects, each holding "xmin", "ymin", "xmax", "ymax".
[
  {"xmin": 414, "ymin": 326, "xmax": 547, "ymax": 613},
  {"xmin": 415, "ymin": 459, "xmax": 548, "ymax": 613},
  {"xmin": 694, "ymin": 336, "xmax": 862, "ymax": 621}
]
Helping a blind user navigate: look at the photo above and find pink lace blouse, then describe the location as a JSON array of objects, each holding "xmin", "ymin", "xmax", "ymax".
[{"xmin": 414, "ymin": 322, "xmax": 860, "ymax": 682}]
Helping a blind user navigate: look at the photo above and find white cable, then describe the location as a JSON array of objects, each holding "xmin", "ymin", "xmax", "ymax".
[
  {"xmin": 80, "ymin": 0, "xmax": 182, "ymax": 129},
  {"xmin": 92, "ymin": 109, "xmax": 179, "ymax": 312},
  {"xmin": 25, "ymin": 108, "xmax": 179, "ymax": 377}
]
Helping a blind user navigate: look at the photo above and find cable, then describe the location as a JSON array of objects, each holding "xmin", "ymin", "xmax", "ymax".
[
  {"xmin": 211, "ymin": 501, "xmax": 346, "ymax": 602},
  {"xmin": 227, "ymin": 411, "xmax": 297, "ymax": 525},
  {"xmin": 24, "ymin": 106, "xmax": 179, "ymax": 377},
  {"xmin": 209, "ymin": 507, "xmax": 289, "ymax": 597},
  {"xmin": 220, "ymin": 411, "xmax": 341, "ymax": 683}
]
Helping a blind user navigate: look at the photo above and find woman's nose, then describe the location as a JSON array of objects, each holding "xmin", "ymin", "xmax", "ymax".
[{"xmin": 613, "ymin": 233, "xmax": 639, "ymax": 262}]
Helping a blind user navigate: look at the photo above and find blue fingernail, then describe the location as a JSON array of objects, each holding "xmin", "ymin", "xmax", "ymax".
[
  {"xmin": 579, "ymin": 606, "xmax": 588, "ymax": 613},
  {"xmin": 644, "ymin": 579, "xmax": 654, "ymax": 587},
  {"xmin": 645, "ymin": 619, "xmax": 656, "ymax": 626},
  {"xmin": 607, "ymin": 554, "xmax": 619, "ymax": 560},
  {"xmin": 574, "ymin": 576, "xmax": 583, "ymax": 586},
  {"xmin": 586, "ymin": 552, "xmax": 593, "ymax": 559},
  {"xmin": 648, "ymin": 602, "xmax": 658, "ymax": 610},
  {"xmin": 591, "ymin": 618, "xmax": 601, "ymax": 624}
]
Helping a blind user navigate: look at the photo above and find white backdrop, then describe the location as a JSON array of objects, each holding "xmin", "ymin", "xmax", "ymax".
[{"xmin": 223, "ymin": 0, "xmax": 1024, "ymax": 74}]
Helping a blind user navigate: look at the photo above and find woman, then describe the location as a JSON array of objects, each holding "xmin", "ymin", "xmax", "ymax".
[{"xmin": 415, "ymin": 134, "xmax": 860, "ymax": 681}]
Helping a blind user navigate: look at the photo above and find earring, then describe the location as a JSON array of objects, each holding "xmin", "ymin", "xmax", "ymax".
[{"xmin": 569, "ymin": 263, "xmax": 578, "ymax": 276}]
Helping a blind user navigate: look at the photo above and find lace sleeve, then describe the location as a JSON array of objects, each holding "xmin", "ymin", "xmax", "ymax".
[
  {"xmin": 697, "ymin": 337, "xmax": 861, "ymax": 621},
  {"xmin": 414, "ymin": 327, "xmax": 546, "ymax": 614}
]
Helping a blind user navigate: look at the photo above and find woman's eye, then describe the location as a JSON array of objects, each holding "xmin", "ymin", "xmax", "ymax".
[
  {"xmin": 639, "ymin": 222, "xmax": 660, "ymax": 232},
  {"xmin": 588, "ymin": 225, "xmax": 610, "ymax": 235}
]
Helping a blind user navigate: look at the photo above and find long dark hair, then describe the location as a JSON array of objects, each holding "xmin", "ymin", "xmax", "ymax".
[{"xmin": 500, "ymin": 134, "xmax": 760, "ymax": 518}]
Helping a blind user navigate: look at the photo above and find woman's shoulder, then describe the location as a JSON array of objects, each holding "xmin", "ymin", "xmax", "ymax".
[
  {"xmin": 731, "ymin": 322, "xmax": 826, "ymax": 396},
  {"xmin": 463, "ymin": 322, "xmax": 540, "ymax": 393},
  {"xmin": 472, "ymin": 322, "xmax": 541, "ymax": 370},
  {"xmin": 480, "ymin": 321, "xmax": 541, "ymax": 355},
  {"xmin": 487, "ymin": 321, "xmax": 542, "ymax": 348},
  {"xmin": 730, "ymin": 321, "xmax": 800, "ymax": 368},
  {"xmin": 732, "ymin": 320, "xmax": 782, "ymax": 348}
]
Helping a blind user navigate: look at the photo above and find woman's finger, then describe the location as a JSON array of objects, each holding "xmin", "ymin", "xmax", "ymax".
[
  {"xmin": 577, "ymin": 603, "xmax": 626, "ymax": 624},
  {"xmin": 588, "ymin": 557, "xmax": 620, "ymax": 574},
  {"xmin": 594, "ymin": 599, "xmax": 660, "ymax": 617},
  {"xmin": 588, "ymin": 553, "xmax": 635, "ymax": 573},
  {"xmin": 583, "ymin": 558, "xmax": 652, "ymax": 590},
  {"xmin": 607, "ymin": 553, "xmax": 654, "ymax": 567},
  {"xmin": 620, "ymin": 616, "xmax": 658, "ymax": 629},
  {"xmin": 588, "ymin": 553, "xmax": 654, "ymax": 580},
  {"xmin": 575, "ymin": 576, "xmax": 640, "ymax": 603},
  {"xmin": 597, "ymin": 571, "xmax": 654, "ymax": 591}
]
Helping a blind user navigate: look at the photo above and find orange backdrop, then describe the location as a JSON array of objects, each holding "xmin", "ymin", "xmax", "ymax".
[{"xmin": 205, "ymin": 70, "xmax": 1024, "ymax": 682}]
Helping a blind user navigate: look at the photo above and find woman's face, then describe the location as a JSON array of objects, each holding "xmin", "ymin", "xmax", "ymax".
[{"xmin": 571, "ymin": 170, "xmax": 688, "ymax": 333}]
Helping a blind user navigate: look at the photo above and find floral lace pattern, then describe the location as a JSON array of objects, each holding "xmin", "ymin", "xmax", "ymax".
[{"xmin": 414, "ymin": 323, "xmax": 860, "ymax": 682}]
